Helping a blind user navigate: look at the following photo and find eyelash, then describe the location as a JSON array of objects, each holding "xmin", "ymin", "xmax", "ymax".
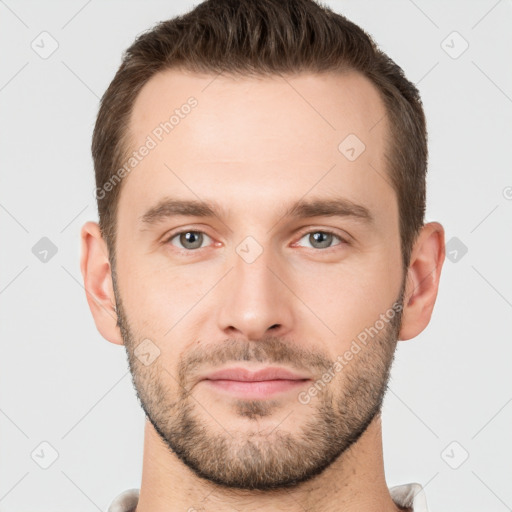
[{"xmin": 163, "ymin": 228, "xmax": 350, "ymax": 253}]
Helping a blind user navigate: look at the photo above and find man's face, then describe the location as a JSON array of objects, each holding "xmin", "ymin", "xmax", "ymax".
[{"xmin": 112, "ymin": 69, "xmax": 405, "ymax": 489}]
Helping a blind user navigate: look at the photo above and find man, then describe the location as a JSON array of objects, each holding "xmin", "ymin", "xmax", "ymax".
[{"xmin": 80, "ymin": 0, "xmax": 445, "ymax": 510}]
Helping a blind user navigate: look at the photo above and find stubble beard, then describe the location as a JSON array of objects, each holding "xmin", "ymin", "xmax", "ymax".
[{"xmin": 112, "ymin": 270, "xmax": 405, "ymax": 490}]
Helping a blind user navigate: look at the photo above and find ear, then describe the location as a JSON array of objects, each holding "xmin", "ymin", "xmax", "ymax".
[
  {"xmin": 80, "ymin": 221, "xmax": 124, "ymax": 345},
  {"xmin": 398, "ymin": 221, "xmax": 445, "ymax": 341}
]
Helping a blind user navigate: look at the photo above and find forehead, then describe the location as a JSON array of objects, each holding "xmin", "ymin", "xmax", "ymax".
[
  {"xmin": 120, "ymin": 68, "xmax": 394, "ymax": 229},
  {"xmin": 128, "ymin": 68, "xmax": 388, "ymax": 161}
]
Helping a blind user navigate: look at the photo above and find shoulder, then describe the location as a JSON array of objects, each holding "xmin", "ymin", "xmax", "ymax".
[
  {"xmin": 107, "ymin": 488, "xmax": 140, "ymax": 512},
  {"xmin": 389, "ymin": 482, "xmax": 429, "ymax": 511}
]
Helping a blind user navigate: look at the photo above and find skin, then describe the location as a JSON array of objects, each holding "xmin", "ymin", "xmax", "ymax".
[{"xmin": 81, "ymin": 69, "xmax": 445, "ymax": 511}]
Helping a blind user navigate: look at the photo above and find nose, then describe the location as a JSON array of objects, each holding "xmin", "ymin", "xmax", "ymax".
[{"xmin": 215, "ymin": 241, "xmax": 295, "ymax": 341}]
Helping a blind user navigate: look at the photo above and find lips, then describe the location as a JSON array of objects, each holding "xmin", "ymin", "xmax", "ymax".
[
  {"xmin": 199, "ymin": 367, "xmax": 311, "ymax": 399},
  {"xmin": 202, "ymin": 367, "xmax": 310, "ymax": 382}
]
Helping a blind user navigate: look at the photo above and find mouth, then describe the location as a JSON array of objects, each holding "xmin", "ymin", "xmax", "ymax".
[{"xmin": 199, "ymin": 367, "xmax": 312, "ymax": 399}]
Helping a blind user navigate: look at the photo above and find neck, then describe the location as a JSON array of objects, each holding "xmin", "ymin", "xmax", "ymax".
[{"xmin": 135, "ymin": 414, "xmax": 401, "ymax": 512}]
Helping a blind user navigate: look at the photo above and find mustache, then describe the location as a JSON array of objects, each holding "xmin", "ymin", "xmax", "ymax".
[{"xmin": 177, "ymin": 337, "xmax": 334, "ymax": 384}]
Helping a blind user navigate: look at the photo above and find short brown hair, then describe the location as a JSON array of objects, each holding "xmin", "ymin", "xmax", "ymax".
[{"xmin": 92, "ymin": 0, "xmax": 427, "ymax": 272}]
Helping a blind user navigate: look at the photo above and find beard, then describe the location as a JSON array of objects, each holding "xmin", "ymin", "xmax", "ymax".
[{"xmin": 112, "ymin": 270, "xmax": 405, "ymax": 491}]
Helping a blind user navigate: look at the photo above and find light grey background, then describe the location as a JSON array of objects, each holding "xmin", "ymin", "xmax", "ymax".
[{"xmin": 1, "ymin": 1, "xmax": 511, "ymax": 510}]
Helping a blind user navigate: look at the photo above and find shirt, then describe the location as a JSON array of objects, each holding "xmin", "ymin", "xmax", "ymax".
[{"xmin": 107, "ymin": 482, "xmax": 428, "ymax": 511}]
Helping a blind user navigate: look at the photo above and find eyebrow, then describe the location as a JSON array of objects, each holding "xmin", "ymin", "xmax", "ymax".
[
  {"xmin": 139, "ymin": 196, "xmax": 374, "ymax": 227},
  {"xmin": 282, "ymin": 197, "xmax": 373, "ymax": 224},
  {"xmin": 139, "ymin": 198, "xmax": 226, "ymax": 225}
]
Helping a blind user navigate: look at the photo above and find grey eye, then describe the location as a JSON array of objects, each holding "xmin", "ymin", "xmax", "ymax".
[
  {"xmin": 170, "ymin": 231, "xmax": 211, "ymax": 250},
  {"xmin": 297, "ymin": 231, "xmax": 342, "ymax": 249}
]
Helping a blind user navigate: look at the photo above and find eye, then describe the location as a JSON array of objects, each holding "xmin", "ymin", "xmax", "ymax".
[
  {"xmin": 295, "ymin": 230, "xmax": 347, "ymax": 250},
  {"xmin": 166, "ymin": 230, "xmax": 212, "ymax": 250}
]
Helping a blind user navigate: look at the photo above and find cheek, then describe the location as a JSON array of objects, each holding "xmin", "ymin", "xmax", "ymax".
[
  {"xmin": 116, "ymin": 252, "xmax": 219, "ymax": 339},
  {"xmin": 286, "ymin": 253, "xmax": 401, "ymax": 346},
  {"xmin": 116, "ymin": 233, "xmax": 402, "ymax": 349}
]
